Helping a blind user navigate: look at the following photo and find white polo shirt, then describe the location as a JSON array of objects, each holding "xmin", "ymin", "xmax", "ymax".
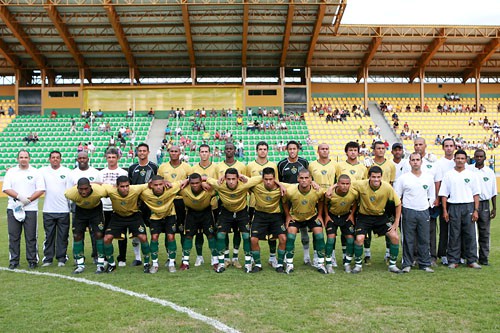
[
  {"xmin": 99, "ymin": 167, "xmax": 128, "ymax": 211},
  {"xmin": 469, "ymin": 165, "xmax": 497, "ymax": 201},
  {"xmin": 438, "ymin": 168, "xmax": 480, "ymax": 204},
  {"xmin": 394, "ymin": 171, "xmax": 435, "ymax": 211},
  {"xmin": 402, "ymin": 153, "xmax": 439, "ymax": 181},
  {"xmin": 392, "ymin": 159, "xmax": 406, "ymax": 185},
  {"xmin": 435, "ymin": 157, "xmax": 455, "ymax": 182},
  {"xmin": 70, "ymin": 166, "xmax": 100, "ymax": 187},
  {"xmin": 3, "ymin": 166, "xmax": 45, "ymax": 211},
  {"xmin": 40, "ymin": 165, "xmax": 72, "ymax": 213}
]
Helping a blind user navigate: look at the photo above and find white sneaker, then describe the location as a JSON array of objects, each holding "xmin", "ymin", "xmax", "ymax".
[
  {"xmin": 57, "ymin": 262, "xmax": 66, "ymax": 267},
  {"xmin": 268, "ymin": 257, "xmax": 278, "ymax": 268},
  {"xmin": 149, "ymin": 265, "xmax": 159, "ymax": 274},
  {"xmin": 331, "ymin": 254, "xmax": 338, "ymax": 268},
  {"xmin": 42, "ymin": 262, "xmax": 52, "ymax": 267},
  {"xmin": 118, "ymin": 261, "xmax": 126, "ymax": 267},
  {"xmin": 402, "ymin": 266, "xmax": 411, "ymax": 273},
  {"xmin": 211, "ymin": 256, "xmax": 218, "ymax": 266},
  {"xmin": 244, "ymin": 263, "xmax": 252, "ymax": 273},
  {"xmin": 326, "ymin": 264, "xmax": 335, "ymax": 274},
  {"xmin": 388, "ymin": 265, "xmax": 402, "ymax": 274},
  {"xmin": 344, "ymin": 263, "xmax": 352, "ymax": 273},
  {"xmin": 285, "ymin": 264, "xmax": 294, "ymax": 274},
  {"xmin": 441, "ymin": 256, "xmax": 448, "ymax": 265},
  {"xmin": 421, "ymin": 267, "xmax": 434, "ymax": 273},
  {"xmin": 351, "ymin": 265, "xmax": 362, "ymax": 274},
  {"xmin": 73, "ymin": 266, "xmax": 85, "ymax": 274},
  {"xmin": 195, "ymin": 256, "xmax": 204, "ymax": 267},
  {"xmin": 168, "ymin": 265, "xmax": 176, "ymax": 273}
]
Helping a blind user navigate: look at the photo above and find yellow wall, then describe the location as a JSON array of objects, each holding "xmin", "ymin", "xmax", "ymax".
[
  {"xmin": 43, "ymin": 86, "xmax": 82, "ymax": 114},
  {"xmin": 244, "ymin": 85, "xmax": 283, "ymax": 108},
  {"xmin": 0, "ymin": 85, "xmax": 15, "ymax": 98}
]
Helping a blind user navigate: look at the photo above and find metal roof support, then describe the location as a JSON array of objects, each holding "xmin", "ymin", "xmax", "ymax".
[
  {"xmin": 356, "ymin": 33, "xmax": 382, "ymax": 83},
  {"xmin": 475, "ymin": 68, "xmax": 480, "ymax": 112},
  {"xmin": 462, "ymin": 37, "xmax": 500, "ymax": 83},
  {"xmin": 409, "ymin": 28, "xmax": 446, "ymax": 83},
  {"xmin": 419, "ymin": 68, "xmax": 425, "ymax": 111},
  {"xmin": 242, "ymin": 4, "xmax": 249, "ymax": 68},
  {"xmin": 305, "ymin": 1, "xmax": 326, "ymax": 66},
  {"xmin": 0, "ymin": 39, "xmax": 21, "ymax": 69},
  {"xmin": 280, "ymin": 2, "xmax": 295, "ymax": 67},
  {"xmin": 182, "ymin": 4, "xmax": 196, "ymax": 70}
]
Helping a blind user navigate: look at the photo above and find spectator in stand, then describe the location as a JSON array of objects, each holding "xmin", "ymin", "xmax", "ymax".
[
  {"xmin": 88, "ymin": 142, "xmax": 96, "ymax": 154},
  {"xmin": 391, "ymin": 112, "xmax": 399, "ymax": 122},
  {"xmin": 83, "ymin": 122, "xmax": 90, "ymax": 133},
  {"xmin": 415, "ymin": 104, "xmax": 422, "ymax": 112},
  {"xmin": 326, "ymin": 114, "xmax": 333, "ymax": 123},
  {"xmin": 227, "ymin": 108, "xmax": 233, "ymax": 117},
  {"xmin": 435, "ymin": 135, "xmax": 442, "ymax": 145},
  {"xmin": 69, "ymin": 117, "xmax": 77, "ymax": 133},
  {"xmin": 147, "ymin": 108, "xmax": 154, "ymax": 118},
  {"xmin": 98, "ymin": 122, "xmax": 106, "ymax": 133},
  {"xmin": 50, "ymin": 109, "xmax": 57, "ymax": 118},
  {"xmin": 236, "ymin": 114, "xmax": 243, "ymax": 126},
  {"xmin": 77, "ymin": 142, "xmax": 84, "ymax": 153},
  {"xmin": 8, "ymin": 105, "xmax": 14, "ymax": 116},
  {"xmin": 357, "ymin": 125, "xmax": 364, "ymax": 137},
  {"xmin": 126, "ymin": 108, "xmax": 134, "ymax": 119},
  {"xmin": 368, "ymin": 125, "xmax": 374, "ymax": 135},
  {"xmin": 105, "ymin": 122, "xmax": 111, "ymax": 132},
  {"xmin": 96, "ymin": 109, "xmax": 104, "ymax": 117},
  {"xmin": 469, "ymin": 117, "xmax": 475, "ymax": 126},
  {"xmin": 374, "ymin": 125, "xmax": 381, "ymax": 136},
  {"xmin": 405, "ymin": 104, "xmax": 411, "ymax": 112},
  {"xmin": 479, "ymin": 104, "xmax": 486, "ymax": 112},
  {"xmin": 108, "ymin": 135, "xmax": 116, "ymax": 147},
  {"xmin": 423, "ymin": 104, "xmax": 430, "ymax": 112}
]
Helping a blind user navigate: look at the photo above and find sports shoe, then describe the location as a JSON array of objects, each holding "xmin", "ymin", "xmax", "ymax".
[
  {"xmin": 384, "ymin": 254, "xmax": 390, "ymax": 265},
  {"xmin": 364, "ymin": 256, "xmax": 371, "ymax": 265},
  {"xmin": 268, "ymin": 256, "xmax": 278, "ymax": 268},
  {"xmin": 441, "ymin": 256, "xmax": 448, "ymax": 265},
  {"xmin": 331, "ymin": 255, "xmax": 338, "ymax": 268},
  {"xmin": 326, "ymin": 264, "xmax": 335, "ymax": 274},
  {"xmin": 317, "ymin": 264, "xmax": 328, "ymax": 274},
  {"xmin": 73, "ymin": 266, "xmax": 85, "ymax": 274},
  {"xmin": 95, "ymin": 266, "xmax": 105, "ymax": 274},
  {"xmin": 168, "ymin": 265, "xmax": 177, "ymax": 273},
  {"xmin": 149, "ymin": 265, "xmax": 159, "ymax": 274},
  {"xmin": 232, "ymin": 258, "xmax": 242, "ymax": 269},
  {"xmin": 92, "ymin": 257, "xmax": 98, "ymax": 265},
  {"xmin": 118, "ymin": 261, "xmax": 126, "ymax": 267},
  {"xmin": 402, "ymin": 266, "xmax": 411, "ymax": 273},
  {"xmin": 211, "ymin": 256, "xmax": 218, "ymax": 266},
  {"xmin": 164, "ymin": 260, "xmax": 170, "ymax": 268},
  {"xmin": 479, "ymin": 260, "xmax": 490, "ymax": 266},
  {"xmin": 344, "ymin": 264, "xmax": 352, "ymax": 274},
  {"xmin": 8, "ymin": 263, "xmax": 19, "ymax": 270},
  {"xmin": 58, "ymin": 261, "xmax": 66, "ymax": 267},
  {"xmin": 420, "ymin": 267, "xmax": 434, "ymax": 273},
  {"xmin": 459, "ymin": 258, "xmax": 465, "ymax": 265},
  {"xmin": 285, "ymin": 264, "xmax": 294, "ymax": 274},
  {"xmin": 106, "ymin": 264, "xmax": 116, "ymax": 273},
  {"xmin": 303, "ymin": 252, "xmax": 311, "ymax": 265},
  {"xmin": 388, "ymin": 265, "xmax": 402, "ymax": 274},
  {"xmin": 143, "ymin": 263, "xmax": 151, "ymax": 274},
  {"xmin": 244, "ymin": 263, "xmax": 252, "ymax": 273},
  {"xmin": 448, "ymin": 263, "xmax": 458, "ymax": 269},
  {"xmin": 351, "ymin": 265, "xmax": 362, "ymax": 274},
  {"xmin": 180, "ymin": 263, "xmax": 190, "ymax": 271},
  {"xmin": 29, "ymin": 262, "xmax": 38, "ymax": 269},
  {"xmin": 275, "ymin": 266, "xmax": 284, "ymax": 273},
  {"xmin": 42, "ymin": 262, "xmax": 52, "ymax": 267},
  {"xmin": 224, "ymin": 259, "xmax": 231, "ymax": 267},
  {"xmin": 131, "ymin": 260, "xmax": 142, "ymax": 267},
  {"xmin": 468, "ymin": 262, "xmax": 482, "ymax": 269},
  {"xmin": 251, "ymin": 266, "xmax": 262, "ymax": 273},
  {"xmin": 215, "ymin": 265, "xmax": 226, "ymax": 273},
  {"xmin": 195, "ymin": 256, "xmax": 204, "ymax": 267}
]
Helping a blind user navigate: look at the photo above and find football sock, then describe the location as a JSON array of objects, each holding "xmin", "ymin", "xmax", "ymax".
[
  {"xmin": 141, "ymin": 242, "xmax": 150, "ymax": 264},
  {"xmin": 208, "ymin": 237, "xmax": 217, "ymax": 257},
  {"xmin": 285, "ymin": 233, "xmax": 296, "ymax": 260},
  {"xmin": 104, "ymin": 243, "xmax": 114, "ymax": 265},
  {"xmin": 73, "ymin": 240, "xmax": 84, "ymax": 266},
  {"xmin": 325, "ymin": 237, "xmax": 335, "ymax": 263},
  {"xmin": 313, "ymin": 233, "xmax": 325, "ymax": 264},
  {"xmin": 195, "ymin": 232, "xmax": 204, "ymax": 256},
  {"xmin": 95, "ymin": 239, "xmax": 105, "ymax": 266},
  {"xmin": 354, "ymin": 244, "xmax": 363, "ymax": 266},
  {"xmin": 150, "ymin": 240, "xmax": 159, "ymax": 261},
  {"xmin": 389, "ymin": 243, "xmax": 399, "ymax": 267},
  {"xmin": 277, "ymin": 249, "xmax": 286, "ymax": 266},
  {"xmin": 167, "ymin": 240, "xmax": 177, "ymax": 260},
  {"xmin": 252, "ymin": 250, "xmax": 262, "ymax": 266},
  {"xmin": 242, "ymin": 232, "xmax": 251, "ymax": 264},
  {"xmin": 217, "ymin": 232, "xmax": 226, "ymax": 264}
]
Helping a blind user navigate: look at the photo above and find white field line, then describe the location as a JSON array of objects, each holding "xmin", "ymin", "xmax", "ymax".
[{"xmin": 0, "ymin": 267, "xmax": 240, "ymax": 333}]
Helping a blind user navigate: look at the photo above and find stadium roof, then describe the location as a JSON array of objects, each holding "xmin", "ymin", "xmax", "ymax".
[{"xmin": 0, "ymin": 0, "xmax": 498, "ymax": 84}]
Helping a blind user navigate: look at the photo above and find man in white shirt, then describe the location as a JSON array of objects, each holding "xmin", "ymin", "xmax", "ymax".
[
  {"xmin": 3, "ymin": 150, "xmax": 45, "ymax": 269},
  {"xmin": 439, "ymin": 149, "xmax": 481, "ymax": 269},
  {"xmin": 394, "ymin": 153, "xmax": 435, "ymax": 273},
  {"xmin": 40, "ymin": 151, "xmax": 72, "ymax": 267},
  {"xmin": 391, "ymin": 143, "xmax": 406, "ymax": 185},
  {"xmin": 469, "ymin": 149, "xmax": 497, "ymax": 266}
]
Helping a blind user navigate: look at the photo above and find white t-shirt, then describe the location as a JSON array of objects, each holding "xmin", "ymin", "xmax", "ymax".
[
  {"xmin": 392, "ymin": 159, "xmax": 406, "ymax": 185},
  {"xmin": 394, "ymin": 171, "xmax": 435, "ymax": 211},
  {"xmin": 435, "ymin": 157, "xmax": 455, "ymax": 182},
  {"xmin": 3, "ymin": 166, "xmax": 45, "ymax": 211},
  {"xmin": 99, "ymin": 166, "xmax": 128, "ymax": 211},
  {"xmin": 468, "ymin": 164, "xmax": 497, "ymax": 201},
  {"xmin": 40, "ymin": 165, "xmax": 72, "ymax": 213},
  {"xmin": 70, "ymin": 166, "xmax": 101, "ymax": 187},
  {"xmin": 438, "ymin": 168, "xmax": 480, "ymax": 204},
  {"xmin": 402, "ymin": 153, "xmax": 439, "ymax": 181}
]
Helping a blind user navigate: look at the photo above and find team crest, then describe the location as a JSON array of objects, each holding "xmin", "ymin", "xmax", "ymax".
[
  {"xmin": 340, "ymin": 201, "xmax": 346, "ymax": 206},
  {"xmin": 140, "ymin": 170, "xmax": 146, "ymax": 176},
  {"xmin": 230, "ymin": 194, "xmax": 236, "ymax": 198},
  {"xmin": 265, "ymin": 195, "xmax": 272, "ymax": 201},
  {"xmin": 171, "ymin": 173, "xmax": 177, "ymax": 179},
  {"xmin": 426, "ymin": 165, "xmax": 432, "ymax": 169},
  {"xmin": 369, "ymin": 196, "xmax": 376, "ymax": 202},
  {"xmin": 464, "ymin": 178, "xmax": 470, "ymax": 183},
  {"xmin": 89, "ymin": 177, "xmax": 95, "ymax": 181},
  {"xmin": 321, "ymin": 170, "xmax": 327, "ymax": 175},
  {"xmin": 483, "ymin": 177, "xmax": 489, "ymax": 182},
  {"xmin": 259, "ymin": 170, "xmax": 263, "ymax": 175},
  {"xmin": 192, "ymin": 199, "xmax": 199, "ymax": 204},
  {"xmin": 27, "ymin": 176, "xmax": 33, "ymax": 180},
  {"xmin": 157, "ymin": 200, "xmax": 162, "ymax": 205},
  {"xmin": 423, "ymin": 185, "xmax": 429, "ymax": 189},
  {"xmin": 350, "ymin": 170, "xmax": 355, "ymax": 175},
  {"xmin": 60, "ymin": 175, "xmax": 66, "ymax": 179},
  {"xmin": 121, "ymin": 201, "xmax": 126, "ymax": 206},
  {"xmin": 301, "ymin": 199, "xmax": 308, "ymax": 205},
  {"xmin": 83, "ymin": 201, "xmax": 90, "ymax": 206},
  {"xmin": 138, "ymin": 225, "xmax": 145, "ymax": 233}
]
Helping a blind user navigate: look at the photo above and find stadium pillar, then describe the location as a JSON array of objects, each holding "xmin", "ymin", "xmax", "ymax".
[
  {"xmin": 475, "ymin": 68, "xmax": 481, "ymax": 110},
  {"xmin": 191, "ymin": 67, "xmax": 197, "ymax": 85},
  {"xmin": 306, "ymin": 67, "xmax": 311, "ymax": 113},
  {"xmin": 242, "ymin": 67, "xmax": 247, "ymax": 86},
  {"xmin": 363, "ymin": 66, "xmax": 368, "ymax": 109},
  {"xmin": 419, "ymin": 68, "xmax": 425, "ymax": 110}
]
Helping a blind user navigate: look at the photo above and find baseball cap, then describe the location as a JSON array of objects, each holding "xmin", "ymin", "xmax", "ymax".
[
  {"xmin": 13, "ymin": 201, "xmax": 25, "ymax": 222},
  {"xmin": 392, "ymin": 143, "xmax": 403, "ymax": 150}
]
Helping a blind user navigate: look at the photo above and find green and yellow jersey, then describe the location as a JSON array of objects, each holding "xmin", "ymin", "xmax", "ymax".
[
  {"xmin": 217, "ymin": 160, "xmax": 247, "ymax": 178},
  {"xmin": 65, "ymin": 184, "xmax": 107, "ymax": 209},
  {"xmin": 207, "ymin": 176, "xmax": 261, "ymax": 212},
  {"xmin": 326, "ymin": 188, "xmax": 358, "ymax": 216},
  {"xmin": 102, "ymin": 184, "xmax": 148, "ymax": 217},
  {"xmin": 308, "ymin": 160, "xmax": 337, "ymax": 189},
  {"xmin": 251, "ymin": 182, "xmax": 285, "ymax": 214},
  {"xmin": 158, "ymin": 161, "xmax": 192, "ymax": 200},
  {"xmin": 246, "ymin": 159, "xmax": 278, "ymax": 208},
  {"xmin": 373, "ymin": 159, "xmax": 396, "ymax": 184},
  {"xmin": 336, "ymin": 161, "xmax": 368, "ymax": 181},
  {"xmin": 179, "ymin": 186, "xmax": 215, "ymax": 211},
  {"xmin": 352, "ymin": 180, "xmax": 401, "ymax": 216},
  {"xmin": 140, "ymin": 182, "xmax": 181, "ymax": 220},
  {"xmin": 191, "ymin": 162, "xmax": 218, "ymax": 179},
  {"xmin": 283, "ymin": 185, "xmax": 325, "ymax": 222}
]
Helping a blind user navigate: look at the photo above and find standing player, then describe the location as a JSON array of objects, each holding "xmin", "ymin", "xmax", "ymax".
[
  {"xmin": 469, "ymin": 149, "xmax": 496, "ymax": 266},
  {"xmin": 394, "ymin": 153, "xmax": 435, "ymax": 273},
  {"xmin": 278, "ymin": 140, "xmax": 312, "ymax": 265},
  {"xmin": 40, "ymin": 151, "xmax": 72, "ymax": 267},
  {"xmin": 391, "ymin": 143, "xmax": 405, "ymax": 184},
  {"xmin": 283, "ymin": 169, "xmax": 327, "ymax": 274},
  {"xmin": 351, "ymin": 166, "xmax": 402, "ymax": 274},
  {"xmin": 123, "ymin": 143, "xmax": 158, "ymax": 267},
  {"xmin": 3, "ymin": 150, "xmax": 45, "ymax": 269},
  {"xmin": 439, "ymin": 150, "xmax": 481, "ymax": 269},
  {"xmin": 324, "ymin": 174, "xmax": 357, "ymax": 273},
  {"xmin": 65, "ymin": 178, "xmax": 107, "ymax": 274},
  {"xmin": 249, "ymin": 167, "xmax": 287, "ymax": 273},
  {"xmin": 246, "ymin": 141, "xmax": 279, "ymax": 267},
  {"xmin": 102, "ymin": 176, "xmax": 151, "ymax": 273}
]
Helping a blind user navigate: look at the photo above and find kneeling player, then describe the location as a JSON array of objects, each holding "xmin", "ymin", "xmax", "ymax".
[{"xmin": 250, "ymin": 167, "xmax": 287, "ymax": 273}]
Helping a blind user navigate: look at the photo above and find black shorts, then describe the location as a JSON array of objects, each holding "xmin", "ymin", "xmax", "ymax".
[
  {"xmin": 73, "ymin": 204, "xmax": 105, "ymax": 235},
  {"xmin": 251, "ymin": 211, "xmax": 285, "ymax": 240},
  {"xmin": 355, "ymin": 214, "xmax": 391, "ymax": 237},
  {"xmin": 105, "ymin": 212, "xmax": 147, "ymax": 239},
  {"xmin": 288, "ymin": 215, "xmax": 323, "ymax": 232},
  {"xmin": 103, "ymin": 210, "xmax": 112, "ymax": 230},
  {"xmin": 150, "ymin": 215, "xmax": 176, "ymax": 235},
  {"xmin": 138, "ymin": 201, "xmax": 152, "ymax": 227},
  {"xmin": 326, "ymin": 212, "xmax": 355, "ymax": 236},
  {"xmin": 174, "ymin": 198, "xmax": 186, "ymax": 234},
  {"xmin": 185, "ymin": 208, "xmax": 215, "ymax": 237},
  {"xmin": 217, "ymin": 207, "xmax": 250, "ymax": 234}
]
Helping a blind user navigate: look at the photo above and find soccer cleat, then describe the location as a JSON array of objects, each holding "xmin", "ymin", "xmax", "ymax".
[
  {"xmin": 95, "ymin": 266, "xmax": 105, "ymax": 274},
  {"xmin": 73, "ymin": 266, "xmax": 85, "ymax": 274},
  {"xmin": 29, "ymin": 262, "xmax": 38, "ymax": 269},
  {"xmin": 317, "ymin": 264, "xmax": 328, "ymax": 274},
  {"xmin": 285, "ymin": 264, "xmax": 294, "ymax": 274},
  {"xmin": 149, "ymin": 265, "xmax": 159, "ymax": 274},
  {"xmin": 8, "ymin": 264, "xmax": 19, "ymax": 270},
  {"xmin": 215, "ymin": 265, "xmax": 226, "ymax": 273},
  {"xmin": 168, "ymin": 265, "xmax": 177, "ymax": 273},
  {"xmin": 331, "ymin": 255, "xmax": 338, "ymax": 268},
  {"xmin": 303, "ymin": 252, "xmax": 311, "ymax": 265},
  {"xmin": 131, "ymin": 260, "xmax": 143, "ymax": 267},
  {"xmin": 351, "ymin": 265, "xmax": 362, "ymax": 274},
  {"xmin": 143, "ymin": 263, "xmax": 151, "ymax": 274},
  {"xmin": 244, "ymin": 263, "xmax": 252, "ymax": 273},
  {"xmin": 388, "ymin": 265, "xmax": 402, "ymax": 274},
  {"xmin": 344, "ymin": 264, "xmax": 352, "ymax": 274},
  {"xmin": 106, "ymin": 264, "xmax": 116, "ymax": 273},
  {"xmin": 468, "ymin": 262, "xmax": 482, "ymax": 269},
  {"xmin": 448, "ymin": 263, "xmax": 458, "ymax": 269},
  {"xmin": 420, "ymin": 267, "xmax": 434, "ymax": 273},
  {"xmin": 364, "ymin": 256, "xmax": 371, "ymax": 265},
  {"xmin": 268, "ymin": 257, "xmax": 278, "ymax": 268},
  {"xmin": 275, "ymin": 266, "xmax": 284, "ymax": 273},
  {"xmin": 224, "ymin": 259, "xmax": 231, "ymax": 267},
  {"xmin": 42, "ymin": 262, "xmax": 52, "ymax": 267},
  {"xmin": 195, "ymin": 256, "xmax": 204, "ymax": 267},
  {"xmin": 326, "ymin": 264, "xmax": 335, "ymax": 274},
  {"xmin": 118, "ymin": 261, "xmax": 126, "ymax": 267},
  {"xmin": 58, "ymin": 261, "xmax": 66, "ymax": 267},
  {"xmin": 251, "ymin": 266, "xmax": 262, "ymax": 273},
  {"xmin": 180, "ymin": 263, "xmax": 190, "ymax": 271},
  {"xmin": 441, "ymin": 256, "xmax": 448, "ymax": 265},
  {"xmin": 232, "ymin": 258, "xmax": 242, "ymax": 269},
  {"xmin": 402, "ymin": 266, "xmax": 411, "ymax": 273}
]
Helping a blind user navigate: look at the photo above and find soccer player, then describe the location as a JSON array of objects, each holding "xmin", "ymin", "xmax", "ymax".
[
  {"xmin": 3, "ymin": 150, "xmax": 45, "ymax": 269},
  {"xmin": 102, "ymin": 176, "xmax": 151, "ymax": 273},
  {"xmin": 324, "ymin": 174, "xmax": 357, "ymax": 273},
  {"xmin": 40, "ymin": 151, "xmax": 72, "ymax": 267},
  {"xmin": 140, "ymin": 175, "xmax": 182, "ymax": 273},
  {"xmin": 394, "ymin": 153, "xmax": 435, "ymax": 273},
  {"xmin": 391, "ymin": 142, "xmax": 405, "ymax": 183},
  {"xmin": 278, "ymin": 140, "xmax": 312, "ymax": 265},
  {"xmin": 246, "ymin": 141, "xmax": 279, "ymax": 267},
  {"xmin": 469, "ymin": 149, "xmax": 496, "ymax": 266},
  {"xmin": 191, "ymin": 144, "xmax": 219, "ymax": 266},
  {"xmin": 283, "ymin": 169, "xmax": 327, "ymax": 274},
  {"xmin": 65, "ymin": 178, "xmax": 107, "ymax": 274},
  {"xmin": 216, "ymin": 143, "xmax": 247, "ymax": 268},
  {"xmin": 207, "ymin": 168, "xmax": 262, "ymax": 273},
  {"xmin": 351, "ymin": 166, "xmax": 402, "ymax": 274},
  {"xmin": 99, "ymin": 148, "xmax": 128, "ymax": 266},
  {"xmin": 124, "ymin": 143, "xmax": 158, "ymax": 267},
  {"xmin": 439, "ymin": 150, "xmax": 481, "ymax": 269},
  {"xmin": 179, "ymin": 173, "xmax": 218, "ymax": 270},
  {"xmin": 249, "ymin": 167, "xmax": 287, "ymax": 273}
]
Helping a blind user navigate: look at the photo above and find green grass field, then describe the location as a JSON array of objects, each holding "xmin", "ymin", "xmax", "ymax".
[{"xmin": 0, "ymin": 197, "xmax": 499, "ymax": 332}]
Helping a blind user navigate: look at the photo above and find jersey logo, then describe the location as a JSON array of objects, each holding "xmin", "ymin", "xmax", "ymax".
[
  {"xmin": 340, "ymin": 201, "xmax": 346, "ymax": 206},
  {"xmin": 157, "ymin": 200, "xmax": 163, "ymax": 205},
  {"xmin": 426, "ymin": 165, "xmax": 432, "ymax": 169},
  {"xmin": 230, "ymin": 194, "xmax": 236, "ymax": 198},
  {"xmin": 301, "ymin": 199, "xmax": 308, "ymax": 205},
  {"xmin": 140, "ymin": 170, "xmax": 146, "ymax": 176},
  {"xmin": 265, "ymin": 196, "xmax": 272, "ymax": 201},
  {"xmin": 259, "ymin": 170, "xmax": 263, "ymax": 175},
  {"xmin": 464, "ymin": 178, "xmax": 470, "ymax": 183},
  {"xmin": 370, "ymin": 196, "xmax": 376, "ymax": 202},
  {"xmin": 60, "ymin": 175, "xmax": 66, "ymax": 179},
  {"xmin": 483, "ymin": 177, "xmax": 489, "ymax": 182},
  {"xmin": 171, "ymin": 173, "xmax": 177, "ymax": 179},
  {"xmin": 27, "ymin": 176, "xmax": 33, "ymax": 180},
  {"xmin": 350, "ymin": 170, "xmax": 355, "ymax": 175},
  {"xmin": 89, "ymin": 177, "xmax": 95, "ymax": 181},
  {"xmin": 321, "ymin": 170, "xmax": 327, "ymax": 175},
  {"xmin": 121, "ymin": 201, "xmax": 126, "ymax": 206},
  {"xmin": 423, "ymin": 185, "xmax": 429, "ymax": 189},
  {"xmin": 83, "ymin": 201, "xmax": 90, "ymax": 206},
  {"xmin": 192, "ymin": 199, "xmax": 199, "ymax": 204},
  {"xmin": 291, "ymin": 166, "xmax": 298, "ymax": 174}
]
